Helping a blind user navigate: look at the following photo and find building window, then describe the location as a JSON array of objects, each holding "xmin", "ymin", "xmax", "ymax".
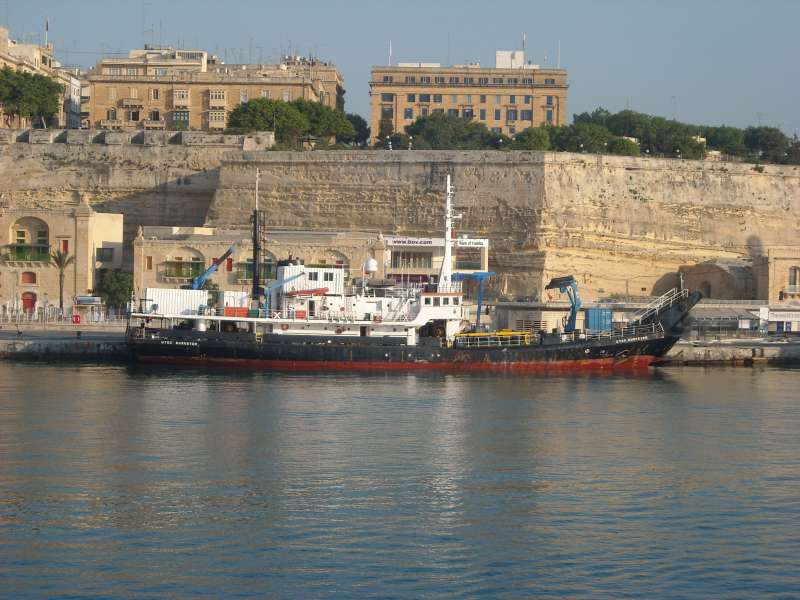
[
  {"xmin": 448, "ymin": 76, "xmax": 459, "ymax": 83},
  {"xmin": 421, "ymin": 107, "xmax": 429, "ymax": 117},
  {"xmin": 150, "ymin": 88, "xmax": 160, "ymax": 101},
  {"xmin": 381, "ymin": 93, "xmax": 394, "ymax": 102},
  {"xmin": 96, "ymin": 248, "xmax": 114, "ymax": 262},
  {"xmin": 432, "ymin": 108, "xmax": 444, "ymax": 114},
  {"xmin": 790, "ymin": 266, "xmax": 800, "ymax": 286},
  {"xmin": 61, "ymin": 239, "xmax": 69, "ymax": 253},
  {"xmin": 260, "ymin": 89, "xmax": 269, "ymax": 98},
  {"xmin": 447, "ymin": 109, "xmax": 459, "ymax": 117},
  {"xmin": 174, "ymin": 89, "xmax": 189, "ymax": 101},
  {"xmin": 308, "ymin": 271, "xmax": 319, "ymax": 281},
  {"xmin": 210, "ymin": 89, "xmax": 225, "ymax": 101},
  {"xmin": 545, "ymin": 78, "xmax": 555, "ymax": 85},
  {"xmin": 546, "ymin": 109, "xmax": 553, "ymax": 123},
  {"xmin": 282, "ymin": 90, "xmax": 290, "ymax": 102},
  {"xmin": 145, "ymin": 256, "xmax": 153, "ymax": 270},
  {"xmin": 391, "ymin": 251, "xmax": 433, "ymax": 269},
  {"xmin": 381, "ymin": 106, "xmax": 394, "ymax": 119},
  {"xmin": 492, "ymin": 77, "xmax": 503, "ymax": 84},
  {"xmin": 154, "ymin": 68, "xmax": 167, "ymax": 76},
  {"xmin": 433, "ymin": 297, "xmax": 440, "ymax": 307},
  {"xmin": 462, "ymin": 108, "xmax": 474, "ymax": 119},
  {"xmin": 479, "ymin": 108, "xmax": 486, "ymax": 120},
  {"xmin": 419, "ymin": 94, "xmax": 430, "ymax": 103},
  {"xmin": 209, "ymin": 110, "xmax": 226, "ymax": 122},
  {"xmin": 323, "ymin": 272, "xmax": 335, "ymax": 282},
  {"xmin": 507, "ymin": 109, "xmax": 518, "ymax": 121},
  {"xmin": 149, "ymin": 109, "xmax": 160, "ymax": 121},
  {"xmin": 407, "ymin": 93, "xmax": 416, "ymax": 102},
  {"xmin": 421, "ymin": 76, "xmax": 431, "ymax": 83},
  {"xmin": 480, "ymin": 95, "xmax": 486, "ymax": 103},
  {"xmin": 129, "ymin": 87, "xmax": 138, "ymax": 99},
  {"xmin": 491, "ymin": 127, "xmax": 501, "ymax": 134},
  {"xmin": 382, "ymin": 75, "xmax": 393, "ymax": 83},
  {"xmin": 495, "ymin": 95, "xmax": 502, "ymax": 104},
  {"xmin": 173, "ymin": 110, "xmax": 189, "ymax": 124},
  {"xmin": 521, "ymin": 110, "xmax": 533, "ymax": 121},
  {"xmin": 108, "ymin": 88, "xmax": 117, "ymax": 101},
  {"xmin": 240, "ymin": 89, "xmax": 249, "ymax": 103},
  {"xmin": 404, "ymin": 108, "xmax": 413, "ymax": 120},
  {"xmin": 509, "ymin": 126, "xmax": 516, "ymax": 134},
  {"xmin": 524, "ymin": 95, "xmax": 532, "ymax": 104},
  {"xmin": 522, "ymin": 78, "xmax": 533, "ymax": 85},
  {"xmin": 106, "ymin": 109, "xmax": 117, "ymax": 121},
  {"xmin": 508, "ymin": 78, "xmax": 518, "ymax": 84},
  {"xmin": 21, "ymin": 271, "xmax": 36, "ymax": 284},
  {"xmin": 129, "ymin": 110, "xmax": 140, "ymax": 122},
  {"xmin": 494, "ymin": 109, "xmax": 501, "ymax": 120},
  {"xmin": 465, "ymin": 94, "xmax": 472, "ymax": 103},
  {"xmin": 106, "ymin": 66, "xmax": 122, "ymax": 75},
  {"xmin": 546, "ymin": 95, "xmax": 554, "ymax": 105},
  {"xmin": 405, "ymin": 76, "xmax": 416, "ymax": 83},
  {"xmin": 464, "ymin": 77, "xmax": 474, "ymax": 84},
  {"xmin": 434, "ymin": 76, "xmax": 445, "ymax": 84},
  {"xmin": 509, "ymin": 95, "xmax": 516, "ymax": 104},
  {"xmin": 424, "ymin": 297, "xmax": 431, "ymax": 305},
  {"xmin": 479, "ymin": 77, "xmax": 488, "ymax": 85},
  {"xmin": 433, "ymin": 94, "xmax": 442, "ymax": 103}
]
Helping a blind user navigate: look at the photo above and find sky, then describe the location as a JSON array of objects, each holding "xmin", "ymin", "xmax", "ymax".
[{"xmin": 3, "ymin": 0, "xmax": 799, "ymax": 134}]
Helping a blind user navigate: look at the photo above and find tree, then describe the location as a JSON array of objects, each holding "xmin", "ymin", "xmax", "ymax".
[
  {"xmin": 511, "ymin": 126, "xmax": 550, "ymax": 150},
  {"xmin": 93, "ymin": 270, "xmax": 133, "ymax": 309},
  {"xmin": 337, "ymin": 113, "xmax": 370, "ymax": 146},
  {"xmin": 405, "ymin": 113, "xmax": 495, "ymax": 149},
  {"xmin": 50, "ymin": 250, "xmax": 75, "ymax": 312},
  {"xmin": 744, "ymin": 126, "xmax": 788, "ymax": 162},
  {"xmin": 290, "ymin": 98, "xmax": 354, "ymax": 141},
  {"xmin": 227, "ymin": 97, "xmax": 309, "ymax": 146},
  {"xmin": 0, "ymin": 66, "xmax": 63, "ymax": 128},
  {"xmin": 376, "ymin": 117, "xmax": 394, "ymax": 144},
  {"xmin": 548, "ymin": 122, "xmax": 613, "ymax": 153},
  {"xmin": 607, "ymin": 137, "xmax": 641, "ymax": 156},
  {"xmin": 703, "ymin": 125, "xmax": 746, "ymax": 156}
]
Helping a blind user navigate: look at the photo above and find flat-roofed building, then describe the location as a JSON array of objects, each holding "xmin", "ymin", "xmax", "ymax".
[
  {"xmin": 82, "ymin": 47, "xmax": 345, "ymax": 131},
  {"xmin": 369, "ymin": 50, "xmax": 567, "ymax": 144}
]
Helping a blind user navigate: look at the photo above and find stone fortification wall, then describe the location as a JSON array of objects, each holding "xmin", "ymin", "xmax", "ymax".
[{"xmin": 206, "ymin": 151, "xmax": 800, "ymax": 299}]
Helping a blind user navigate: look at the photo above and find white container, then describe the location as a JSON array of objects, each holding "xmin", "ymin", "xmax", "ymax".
[
  {"xmin": 220, "ymin": 290, "xmax": 249, "ymax": 308},
  {"xmin": 144, "ymin": 288, "xmax": 208, "ymax": 315}
]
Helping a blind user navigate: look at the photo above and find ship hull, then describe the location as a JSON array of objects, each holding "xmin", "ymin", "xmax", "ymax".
[{"xmin": 128, "ymin": 330, "xmax": 679, "ymax": 372}]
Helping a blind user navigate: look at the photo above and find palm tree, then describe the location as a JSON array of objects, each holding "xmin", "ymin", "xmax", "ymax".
[{"xmin": 50, "ymin": 250, "xmax": 75, "ymax": 313}]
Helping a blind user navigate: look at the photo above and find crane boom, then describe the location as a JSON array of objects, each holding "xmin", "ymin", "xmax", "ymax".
[{"xmin": 190, "ymin": 245, "xmax": 235, "ymax": 290}]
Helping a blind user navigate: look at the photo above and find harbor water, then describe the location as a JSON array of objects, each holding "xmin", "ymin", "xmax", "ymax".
[{"xmin": 1, "ymin": 363, "xmax": 799, "ymax": 598}]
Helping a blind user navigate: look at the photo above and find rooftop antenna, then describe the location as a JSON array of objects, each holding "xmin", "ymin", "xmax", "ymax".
[
  {"xmin": 388, "ymin": 39, "xmax": 392, "ymax": 65},
  {"xmin": 522, "ymin": 32, "xmax": 526, "ymax": 53},
  {"xmin": 557, "ymin": 39, "xmax": 561, "ymax": 68}
]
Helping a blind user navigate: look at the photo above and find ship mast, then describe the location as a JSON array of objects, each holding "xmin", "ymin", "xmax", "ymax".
[
  {"xmin": 252, "ymin": 167, "xmax": 262, "ymax": 301},
  {"xmin": 438, "ymin": 174, "xmax": 461, "ymax": 291}
]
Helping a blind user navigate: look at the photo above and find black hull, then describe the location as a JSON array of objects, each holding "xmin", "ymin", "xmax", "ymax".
[{"xmin": 127, "ymin": 329, "xmax": 680, "ymax": 372}]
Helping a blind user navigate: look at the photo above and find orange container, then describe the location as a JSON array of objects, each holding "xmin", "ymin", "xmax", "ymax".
[{"xmin": 224, "ymin": 307, "xmax": 249, "ymax": 318}]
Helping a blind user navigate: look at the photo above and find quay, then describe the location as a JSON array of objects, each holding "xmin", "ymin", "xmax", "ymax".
[{"xmin": 1, "ymin": 326, "xmax": 798, "ymax": 366}]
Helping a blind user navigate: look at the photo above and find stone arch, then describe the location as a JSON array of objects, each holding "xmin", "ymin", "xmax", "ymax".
[
  {"xmin": 21, "ymin": 291, "xmax": 36, "ymax": 313},
  {"xmin": 164, "ymin": 247, "xmax": 205, "ymax": 279}
]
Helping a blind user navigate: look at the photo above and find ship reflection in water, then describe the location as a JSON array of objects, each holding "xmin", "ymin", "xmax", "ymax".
[{"xmin": 1, "ymin": 363, "xmax": 799, "ymax": 597}]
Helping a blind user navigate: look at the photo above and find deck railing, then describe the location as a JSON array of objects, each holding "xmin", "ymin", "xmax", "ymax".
[{"xmin": 454, "ymin": 322, "xmax": 664, "ymax": 349}]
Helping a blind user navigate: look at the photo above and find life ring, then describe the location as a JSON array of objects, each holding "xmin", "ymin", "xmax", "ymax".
[
  {"xmin": 281, "ymin": 324, "xmax": 289, "ymax": 331},
  {"xmin": 373, "ymin": 315, "xmax": 382, "ymax": 322},
  {"xmin": 335, "ymin": 327, "xmax": 344, "ymax": 334}
]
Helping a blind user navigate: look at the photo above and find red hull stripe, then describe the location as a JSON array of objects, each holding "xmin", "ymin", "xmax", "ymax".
[{"xmin": 137, "ymin": 355, "xmax": 657, "ymax": 372}]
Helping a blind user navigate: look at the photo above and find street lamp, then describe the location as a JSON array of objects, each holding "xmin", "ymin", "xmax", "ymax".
[
  {"xmin": 408, "ymin": 135, "xmax": 413, "ymax": 150},
  {"xmin": 676, "ymin": 148, "xmax": 682, "ymax": 159},
  {"xmin": 579, "ymin": 142, "xmax": 584, "ymax": 153},
  {"xmin": 386, "ymin": 136, "xmax": 392, "ymax": 151}
]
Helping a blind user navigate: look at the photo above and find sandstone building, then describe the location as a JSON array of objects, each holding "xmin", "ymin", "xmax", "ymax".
[
  {"xmin": 81, "ymin": 46, "xmax": 345, "ymax": 131},
  {"xmin": 369, "ymin": 50, "xmax": 567, "ymax": 143},
  {"xmin": 0, "ymin": 202, "xmax": 123, "ymax": 315},
  {"xmin": 0, "ymin": 27, "xmax": 81, "ymax": 129}
]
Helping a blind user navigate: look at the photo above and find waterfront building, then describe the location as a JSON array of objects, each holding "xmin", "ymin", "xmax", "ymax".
[
  {"xmin": 81, "ymin": 47, "xmax": 345, "ymax": 131},
  {"xmin": 0, "ymin": 202, "xmax": 123, "ymax": 315},
  {"xmin": 368, "ymin": 50, "xmax": 568, "ymax": 144},
  {"xmin": 132, "ymin": 226, "xmax": 489, "ymax": 299}
]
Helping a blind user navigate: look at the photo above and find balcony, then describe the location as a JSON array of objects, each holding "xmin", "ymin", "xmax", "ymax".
[
  {"xmin": 162, "ymin": 262, "xmax": 204, "ymax": 282},
  {"xmin": 172, "ymin": 96, "xmax": 190, "ymax": 108},
  {"xmin": 2, "ymin": 245, "xmax": 51, "ymax": 263},
  {"xmin": 99, "ymin": 119, "xmax": 123, "ymax": 129},
  {"xmin": 208, "ymin": 97, "xmax": 227, "ymax": 109},
  {"xmin": 142, "ymin": 119, "xmax": 166, "ymax": 129},
  {"xmin": 784, "ymin": 285, "xmax": 800, "ymax": 294},
  {"xmin": 121, "ymin": 98, "xmax": 144, "ymax": 108}
]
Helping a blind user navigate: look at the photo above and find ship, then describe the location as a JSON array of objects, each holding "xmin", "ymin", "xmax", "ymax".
[{"xmin": 126, "ymin": 176, "xmax": 701, "ymax": 372}]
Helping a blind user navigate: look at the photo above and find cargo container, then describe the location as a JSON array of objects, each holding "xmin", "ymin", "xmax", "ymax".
[
  {"xmin": 584, "ymin": 307, "xmax": 613, "ymax": 332},
  {"xmin": 144, "ymin": 288, "xmax": 208, "ymax": 316}
]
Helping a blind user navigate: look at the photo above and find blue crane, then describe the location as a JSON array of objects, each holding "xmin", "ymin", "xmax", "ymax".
[
  {"xmin": 452, "ymin": 271, "xmax": 496, "ymax": 330},
  {"xmin": 190, "ymin": 245, "xmax": 235, "ymax": 290},
  {"xmin": 545, "ymin": 276, "xmax": 581, "ymax": 333}
]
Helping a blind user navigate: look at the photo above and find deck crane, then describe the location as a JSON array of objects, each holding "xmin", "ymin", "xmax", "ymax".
[
  {"xmin": 189, "ymin": 245, "xmax": 235, "ymax": 291},
  {"xmin": 452, "ymin": 271, "xmax": 496, "ymax": 330},
  {"xmin": 545, "ymin": 275, "xmax": 581, "ymax": 333}
]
